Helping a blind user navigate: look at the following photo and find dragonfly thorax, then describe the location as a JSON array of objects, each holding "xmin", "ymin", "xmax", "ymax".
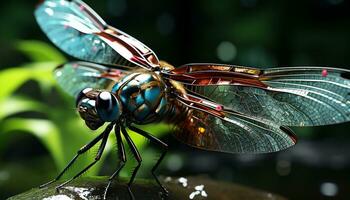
[{"xmin": 112, "ymin": 72, "xmax": 169, "ymax": 124}]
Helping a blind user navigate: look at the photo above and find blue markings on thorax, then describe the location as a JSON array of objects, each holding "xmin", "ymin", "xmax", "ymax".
[
  {"xmin": 112, "ymin": 72, "xmax": 168, "ymax": 123},
  {"xmin": 144, "ymin": 87, "xmax": 161, "ymax": 107}
]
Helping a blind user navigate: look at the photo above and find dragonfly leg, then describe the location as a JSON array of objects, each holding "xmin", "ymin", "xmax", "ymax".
[
  {"xmin": 121, "ymin": 125, "xmax": 142, "ymax": 200},
  {"xmin": 39, "ymin": 131, "xmax": 105, "ymax": 188},
  {"xmin": 55, "ymin": 123, "xmax": 114, "ymax": 192},
  {"xmin": 103, "ymin": 126, "xmax": 127, "ymax": 200},
  {"xmin": 128, "ymin": 125, "xmax": 169, "ymax": 197}
]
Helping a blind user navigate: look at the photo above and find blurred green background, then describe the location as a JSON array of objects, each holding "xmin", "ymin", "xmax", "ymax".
[{"xmin": 1, "ymin": 0, "xmax": 350, "ymax": 199}]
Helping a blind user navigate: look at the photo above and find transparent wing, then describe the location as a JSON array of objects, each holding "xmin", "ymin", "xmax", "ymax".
[
  {"xmin": 262, "ymin": 67, "xmax": 350, "ymax": 126},
  {"xmin": 55, "ymin": 61, "xmax": 127, "ymax": 96},
  {"xmin": 173, "ymin": 94, "xmax": 296, "ymax": 153},
  {"xmin": 35, "ymin": 0, "xmax": 159, "ymax": 69},
  {"xmin": 166, "ymin": 64, "xmax": 350, "ymax": 126}
]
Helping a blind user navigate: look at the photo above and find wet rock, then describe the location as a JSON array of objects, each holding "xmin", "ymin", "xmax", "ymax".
[{"xmin": 8, "ymin": 176, "xmax": 287, "ymax": 200}]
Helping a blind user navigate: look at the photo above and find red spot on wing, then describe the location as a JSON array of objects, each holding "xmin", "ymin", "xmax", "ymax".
[
  {"xmin": 215, "ymin": 105, "xmax": 223, "ymax": 111},
  {"xmin": 322, "ymin": 69, "xmax": 328, "ymax": 77}
]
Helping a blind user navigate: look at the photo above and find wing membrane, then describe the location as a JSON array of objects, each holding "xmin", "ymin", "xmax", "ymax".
[
  {"xmin": 35, "ymin": 0, "xmax": 159, "ymax": 69},
  {"xmin": 55, "ymin": 61, "xmax": 127, "ymax": 96},
  {"xmin": 173, "ymin": 96, "xmax": 296, "ymax": 153},
  {"xmin": 167, "ymin": 64, "xmax": 350, "ymax": 126}
]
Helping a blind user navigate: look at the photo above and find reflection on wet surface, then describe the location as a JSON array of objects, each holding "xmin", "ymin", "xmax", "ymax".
[
  {"xmin": 166, "ymin": 175, "xmax": 211, "ymax": 199},
  {"xmin": 189, "ymin": 184, "xmax": 208, "ymax": 199},
  {"xmin": 174, "ymin": 177, "xmax": 209, "ymax": 199},
  {"xmin": 166, "ymin": 177, "xmax": 209, "ymax": 199},
  {"xmin": 164, "ymin": 176, "xmax": 172, "ymax": 183},
  {"xmin": 177, "ymin": 177, "xmax": 188, "ymax": 187},
  {"xmin": 10, "ymin": 176, "xmax": 287, "ymax": 200},
  {"xmin": 64, "ymin": 186, "xmax": 93, "ymax": 200},
  {"xmin": 43, "ymin": 194, "xmax": 72, "ymax": 200}
]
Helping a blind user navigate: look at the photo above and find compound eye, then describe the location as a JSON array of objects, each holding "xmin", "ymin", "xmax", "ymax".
[
  {"xmin": 76, "ymin": 88, "xmax": 93, "ymax": 106},
  {"xmin": 96, "ymin": 92, "xmax": 120, "ymax": 122},
  {"xmin": 97, "ymin": 92, "xmax": 115, "ymax": 111}
]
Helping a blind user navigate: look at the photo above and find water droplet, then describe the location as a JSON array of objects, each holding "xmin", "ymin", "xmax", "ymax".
[
  {"xmin": 0, "ymin": 171, "xmax": 10, "ymax": 181},
  {"xmin": 276, "ymin": 159, "xmax": 291, "ymax": 176},
  {"xmin": 164, "ymin": 176, "xmax": 172, "ymax": 183},
  {"xmin": 190, "ymin": 184, "xmax": 208, "ymax": 199},
  {"xmin": 189, "ymin": 191, "xmax": 200, "ymax": 199},
  {"xmin": 194, "ymin": 185, "xmax": 204, "ymax": 191},
  {"xmin": 216, "ymin": 41, "xmax": 237, "ymax": 62},
  {"xmin": 201, "ymin": 190, "xmax": 208, "ymax": 197},
  {"xmin": 177, "ymin": 177, "xmax": 188, "ymax": 187},
  {"xmin": 166, "ymin": 154, "xmax": 183, "ymax": 171},
  {"xmin": 320, "ymin": 182, "xmax": 338, "ymax": 197}
]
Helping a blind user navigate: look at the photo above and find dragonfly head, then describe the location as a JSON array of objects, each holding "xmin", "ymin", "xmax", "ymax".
[{"xmin": 76, "ymin": 88, "xmax": 122, "ymax": 130}]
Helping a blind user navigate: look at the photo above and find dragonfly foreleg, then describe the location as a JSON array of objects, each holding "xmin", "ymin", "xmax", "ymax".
[
  {"xmin": 39, "ymin": 130, "xmax": 105, "ymax": 189},
  {"xmin": 55, "ymin": 122, "xmax": 114, "ymax": 192},
  {"xmin": 103, "ymin": 125, "xmax": 127, "ymax": 200},
  {"xmin": 121, "ymin": 125, "xmax": 142, "ymax": 200}
]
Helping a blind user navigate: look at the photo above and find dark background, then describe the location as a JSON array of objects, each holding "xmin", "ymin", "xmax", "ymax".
[{"xmin": 0, "ymin": 0, "xmax": 350, "ymax": 199}]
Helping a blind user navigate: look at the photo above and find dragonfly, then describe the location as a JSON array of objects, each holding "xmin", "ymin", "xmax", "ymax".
[{"xmin": 35, "ymin": 0, "xmax": 350, "ymax": 199}]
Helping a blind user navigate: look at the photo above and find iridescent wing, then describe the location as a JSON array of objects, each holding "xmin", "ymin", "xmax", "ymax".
[
  {"xmin": 172, "ymin": 93, "xmax": 296, "ymax": 153},
  {"xmin": 35, "ymin": 0, "xmax": 159, "ymax": 69},
  {"xmin": 164, "ymin": 64, "xmax": 350, "ymax": 126},
  {"xmin": 55, "ymin": 61, "xmax": 127, "ymax": 96}
]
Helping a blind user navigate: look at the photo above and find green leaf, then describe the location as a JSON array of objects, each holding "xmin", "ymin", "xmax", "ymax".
[
  {"xmin": 16, "ymin": 40, "xmax": 66, "ymax": 63},
  {"xmin": 0, "ymin": 118, "xmax": 65, "ymax": 168},
  {"xmin": 0, "ymin": 62, "xmax": 58, "ymax": 101},
  {"xmin": 0, "ymin": 96, "xmax": 47, "ymax": 120}
]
